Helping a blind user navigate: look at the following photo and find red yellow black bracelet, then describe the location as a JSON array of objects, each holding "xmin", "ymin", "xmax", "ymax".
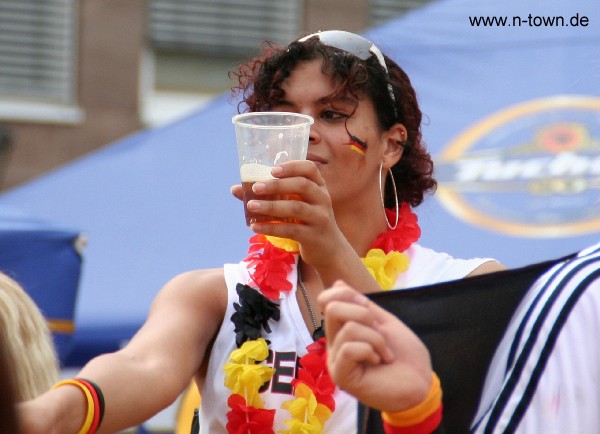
[{"xmin": 52, "ymin": 378, "xmax": 105, "ymax": 434}]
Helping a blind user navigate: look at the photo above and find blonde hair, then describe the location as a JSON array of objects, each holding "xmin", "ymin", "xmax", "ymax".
[{"xmin": 0, "ymin": 272, "xmax": 60, "ymax": 401}]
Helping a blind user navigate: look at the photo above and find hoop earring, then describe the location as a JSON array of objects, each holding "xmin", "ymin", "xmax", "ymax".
[{"xmin": 379, "ymin": 162, "xmax": 399, "ymax": 230}]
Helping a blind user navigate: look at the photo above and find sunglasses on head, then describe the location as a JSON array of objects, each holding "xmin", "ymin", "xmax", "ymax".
[{"xmin": 297, "ymin": 30, "xmax": 397, "ymax": 115}]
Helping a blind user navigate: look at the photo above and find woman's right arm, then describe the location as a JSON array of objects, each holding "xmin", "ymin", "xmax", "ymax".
[
  {"xmin": 18, "ymin": 268, "xmax": 227, "ymax": 434},
  {"xmin": 318, "ymin": 281, "xmax": 433, "ymax": 412}
]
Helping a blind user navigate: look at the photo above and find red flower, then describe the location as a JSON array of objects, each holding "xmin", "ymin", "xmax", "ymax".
[
  {"xmin": 292, "ymin": 338, "xmax": 336, "ymax": 411},
  {"xmin": 226, "ymin": 394, "xmax": 276, "ymax": 434},
  {"xmin": 299, "ymin": 341, "xmax": 328, "ymax": 375},
  {"xmin": 370, "ymin": 203, "xmax": 421, "ymax": 253},
  {"xmin": 293, "ymin": 370, "xmax": 336, "ymax": 412},
  {"xmin": 306, "ymin": 337, "xmax": 327, "ymax": 355},
  {"xmin": 246, "ymin": 234, "xmax": 268, "ymax": 254},
  {"xmin": 245, "ymin": 235, "xmax": 296, "ymax": 300}
]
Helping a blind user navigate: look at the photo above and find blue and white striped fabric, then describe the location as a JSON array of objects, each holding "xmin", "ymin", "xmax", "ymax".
[{"xmin": 472, "ymin": 242, "xmax": 600, "ymax": 434}]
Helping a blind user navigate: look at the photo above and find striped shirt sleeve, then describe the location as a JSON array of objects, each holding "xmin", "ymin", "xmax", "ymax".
[{"xmin": 471, "ymin": 242, "xmax": 600, "ymax": 434}]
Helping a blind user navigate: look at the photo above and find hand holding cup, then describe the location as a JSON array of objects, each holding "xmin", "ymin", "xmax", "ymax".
[{"xmin": 232, "ymin": 112, "xmax": 314, "ymax": 225}]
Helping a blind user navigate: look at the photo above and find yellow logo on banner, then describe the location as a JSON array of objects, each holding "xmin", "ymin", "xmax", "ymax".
[{"xmin": 435, "ymin": 95, "xmax": 600, "ymax": 237}]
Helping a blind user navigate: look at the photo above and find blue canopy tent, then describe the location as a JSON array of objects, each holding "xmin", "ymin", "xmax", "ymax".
[
  {"xmin": 0, "ymin": 0, "xmax": 598, "ymax": 368},
  {"xmin": 0, "ymin": 97, "xmax": 247, "ymax": 366},
  {"xmin": 363, "ymin": 0, "xmax": 600, "ymax": 263},
  {"xmin": 0, "ymin": 205, "xmax": 83, "ymax": 363}
]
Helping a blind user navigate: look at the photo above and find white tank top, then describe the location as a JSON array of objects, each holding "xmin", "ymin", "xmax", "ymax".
[{"xmin": 198, "ymin": 244, "xmax": 492, "ymax": 433}]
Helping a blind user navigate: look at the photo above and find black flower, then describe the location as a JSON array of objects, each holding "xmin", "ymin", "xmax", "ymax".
[{"xmin": 231, "ymin": 283, "xmax": 280, "ymax": 347}]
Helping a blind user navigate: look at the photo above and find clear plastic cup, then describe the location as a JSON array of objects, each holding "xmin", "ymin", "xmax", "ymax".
[{"xmin": 232, "ymin": 112, "xmax": 314, "ymax": 225}]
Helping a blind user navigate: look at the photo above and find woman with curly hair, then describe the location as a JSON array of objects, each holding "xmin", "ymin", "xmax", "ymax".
[{"xmin": 19, "ymin": 30, "xmax": 503, "ymax": 434}]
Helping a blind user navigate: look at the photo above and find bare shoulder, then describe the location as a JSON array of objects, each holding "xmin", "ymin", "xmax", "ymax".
[
  {"xmin": 149, "ymin": 267, "xmax": 228, "ymax": 322},
  {"xmin": 165, "ymin": 267, "xmax": 227, "ymax": 292},
  {"xmin": 467, "ymin": 260, "xmax": 508, "ymax": 277}
]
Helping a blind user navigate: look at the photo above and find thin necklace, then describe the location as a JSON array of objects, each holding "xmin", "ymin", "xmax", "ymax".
[{"xmin": 298, "ymin": 267, "xmax": 324, "ymax": 340}]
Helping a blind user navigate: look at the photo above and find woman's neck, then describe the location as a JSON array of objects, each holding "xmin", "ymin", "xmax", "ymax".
[{"xmin": 333, "ymin": 200, "xmax": 389, "ymax": 257}]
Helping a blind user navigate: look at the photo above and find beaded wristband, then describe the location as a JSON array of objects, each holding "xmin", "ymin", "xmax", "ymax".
[
  {"xmin": 381, "ymin": 372, "xmax": 442, "ymax": 427},
  {"xmin": 52, "ymin": 379, "xmax": 95, "ymax": 434}
]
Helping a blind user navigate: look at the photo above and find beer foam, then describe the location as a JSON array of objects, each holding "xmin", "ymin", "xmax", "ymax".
[{"xmin": 240, "ymin": 162, "xmax": 275, "ymax": 182}]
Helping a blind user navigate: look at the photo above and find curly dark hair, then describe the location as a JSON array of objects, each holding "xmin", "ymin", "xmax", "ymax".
[{"xmin": 230, "ymin": 35, "xmax": 437, "ymax": 207}]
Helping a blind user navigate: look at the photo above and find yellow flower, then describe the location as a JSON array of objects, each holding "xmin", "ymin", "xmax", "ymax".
[
  {"xmin": 229, "ymin": 338, "xmax": 270, "ymax": 364},
  {"xmin": 223, "ymin": 363, "xmax": 275, "ymax": 408},
  {"xmin": 279, "ymin": 419, "xmax": 323, "ymax": 434},
  {"xmin": 362, "ymin": 249, "xmax": 410, "ymax": 290},
  {"xmin": 281, "ymin": 384, "xmax": 332, "ymax": 433},
  {"xmin": 223, "ymin": 339, "xmax": 275, "ymax": 407},
  {"xmin": 223, "ymin": 362, "xmax": 274, "ymax": 391},
  {"xmin": 265, "ymin": 236, "xmax": 299, "ymax": 253}
]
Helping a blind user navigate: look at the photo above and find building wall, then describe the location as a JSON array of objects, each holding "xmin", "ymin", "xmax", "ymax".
[
  {"xmin": 0, "ymin": 0, "xmax": 373, "ymax": 191},
  {"xmin": 0, "ymin": 0, "xmax": 145, "ymax": 190},
  {"xmin": 304, "ymin": 0, "xmax": 369, "ymax": 33}
]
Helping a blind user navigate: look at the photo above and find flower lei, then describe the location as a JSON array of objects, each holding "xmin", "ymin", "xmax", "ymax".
[{"xmin": 223, "ymin": 203, "xmax": 421, "ymax": 433}]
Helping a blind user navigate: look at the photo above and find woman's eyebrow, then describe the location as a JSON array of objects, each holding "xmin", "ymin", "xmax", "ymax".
[
  {"xmin": 315, "ymin": 94, "xmax": 356, "ymax": 106},
  {"xmin": 275, "ymin": 95, "xmax": 356, "ymax": 108}
]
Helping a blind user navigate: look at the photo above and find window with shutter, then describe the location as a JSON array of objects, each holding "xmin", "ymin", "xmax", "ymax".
[
  {"xmin": 369, "ymin": 0, "xmax": 436, "ymax": 26},
  {"xmin": 148, "ymin": 0, "xmax": 301, "ymax": 56},
  {"xmin": 0, "ymin": 0, "xmax": 81, "ymax": 123},
  {"xmin": 144, "ymin": 0, "xmax": 302, "ymax": 126}
]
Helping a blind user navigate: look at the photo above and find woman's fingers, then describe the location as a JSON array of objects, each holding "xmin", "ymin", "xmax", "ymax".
[
  {"xmin": 319, "ymin": 282, "xmax": 368, "ymax": 338},
  {"xmin": 232, "ymin": 160, "xmax": 323, "ymax": 207},
  {"xmin": 230, "ymin": 184, "xmax": 243, "ymax": 201},
  {"xmin": 274, "ymin": 160, "xmax": 326, "ymax": 187},
  {"xmin": 327, "ymin": 319, "xmax": 391, "ymax": 367},
  {"xmin": 244, "ymin": 160, "xmax": 352, "ymax": 269},
  {"xmin": 328, "ymin": 341, "xmax": 373, "ymax": 388},
  {"xmin": 245, "ymin": 161, "xmax": 336, "ymax": 241},
  {"xmin": 319, "ymin": 282, "xmax": 394, "ymax": 364},
  {"xmin": 318, "ymin": 281, "xmax": 435, "ymax": 411}
]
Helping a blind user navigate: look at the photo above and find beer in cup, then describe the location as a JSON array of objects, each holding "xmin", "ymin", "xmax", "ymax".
[{"xmin": 232, "ymin": 112, "xmax": 314, "ymax": 225}]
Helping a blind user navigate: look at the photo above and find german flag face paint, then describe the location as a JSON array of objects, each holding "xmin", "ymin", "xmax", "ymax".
[{"xmin": 349, "ymin": 135, "xmax": 367, "ymax": 156}]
